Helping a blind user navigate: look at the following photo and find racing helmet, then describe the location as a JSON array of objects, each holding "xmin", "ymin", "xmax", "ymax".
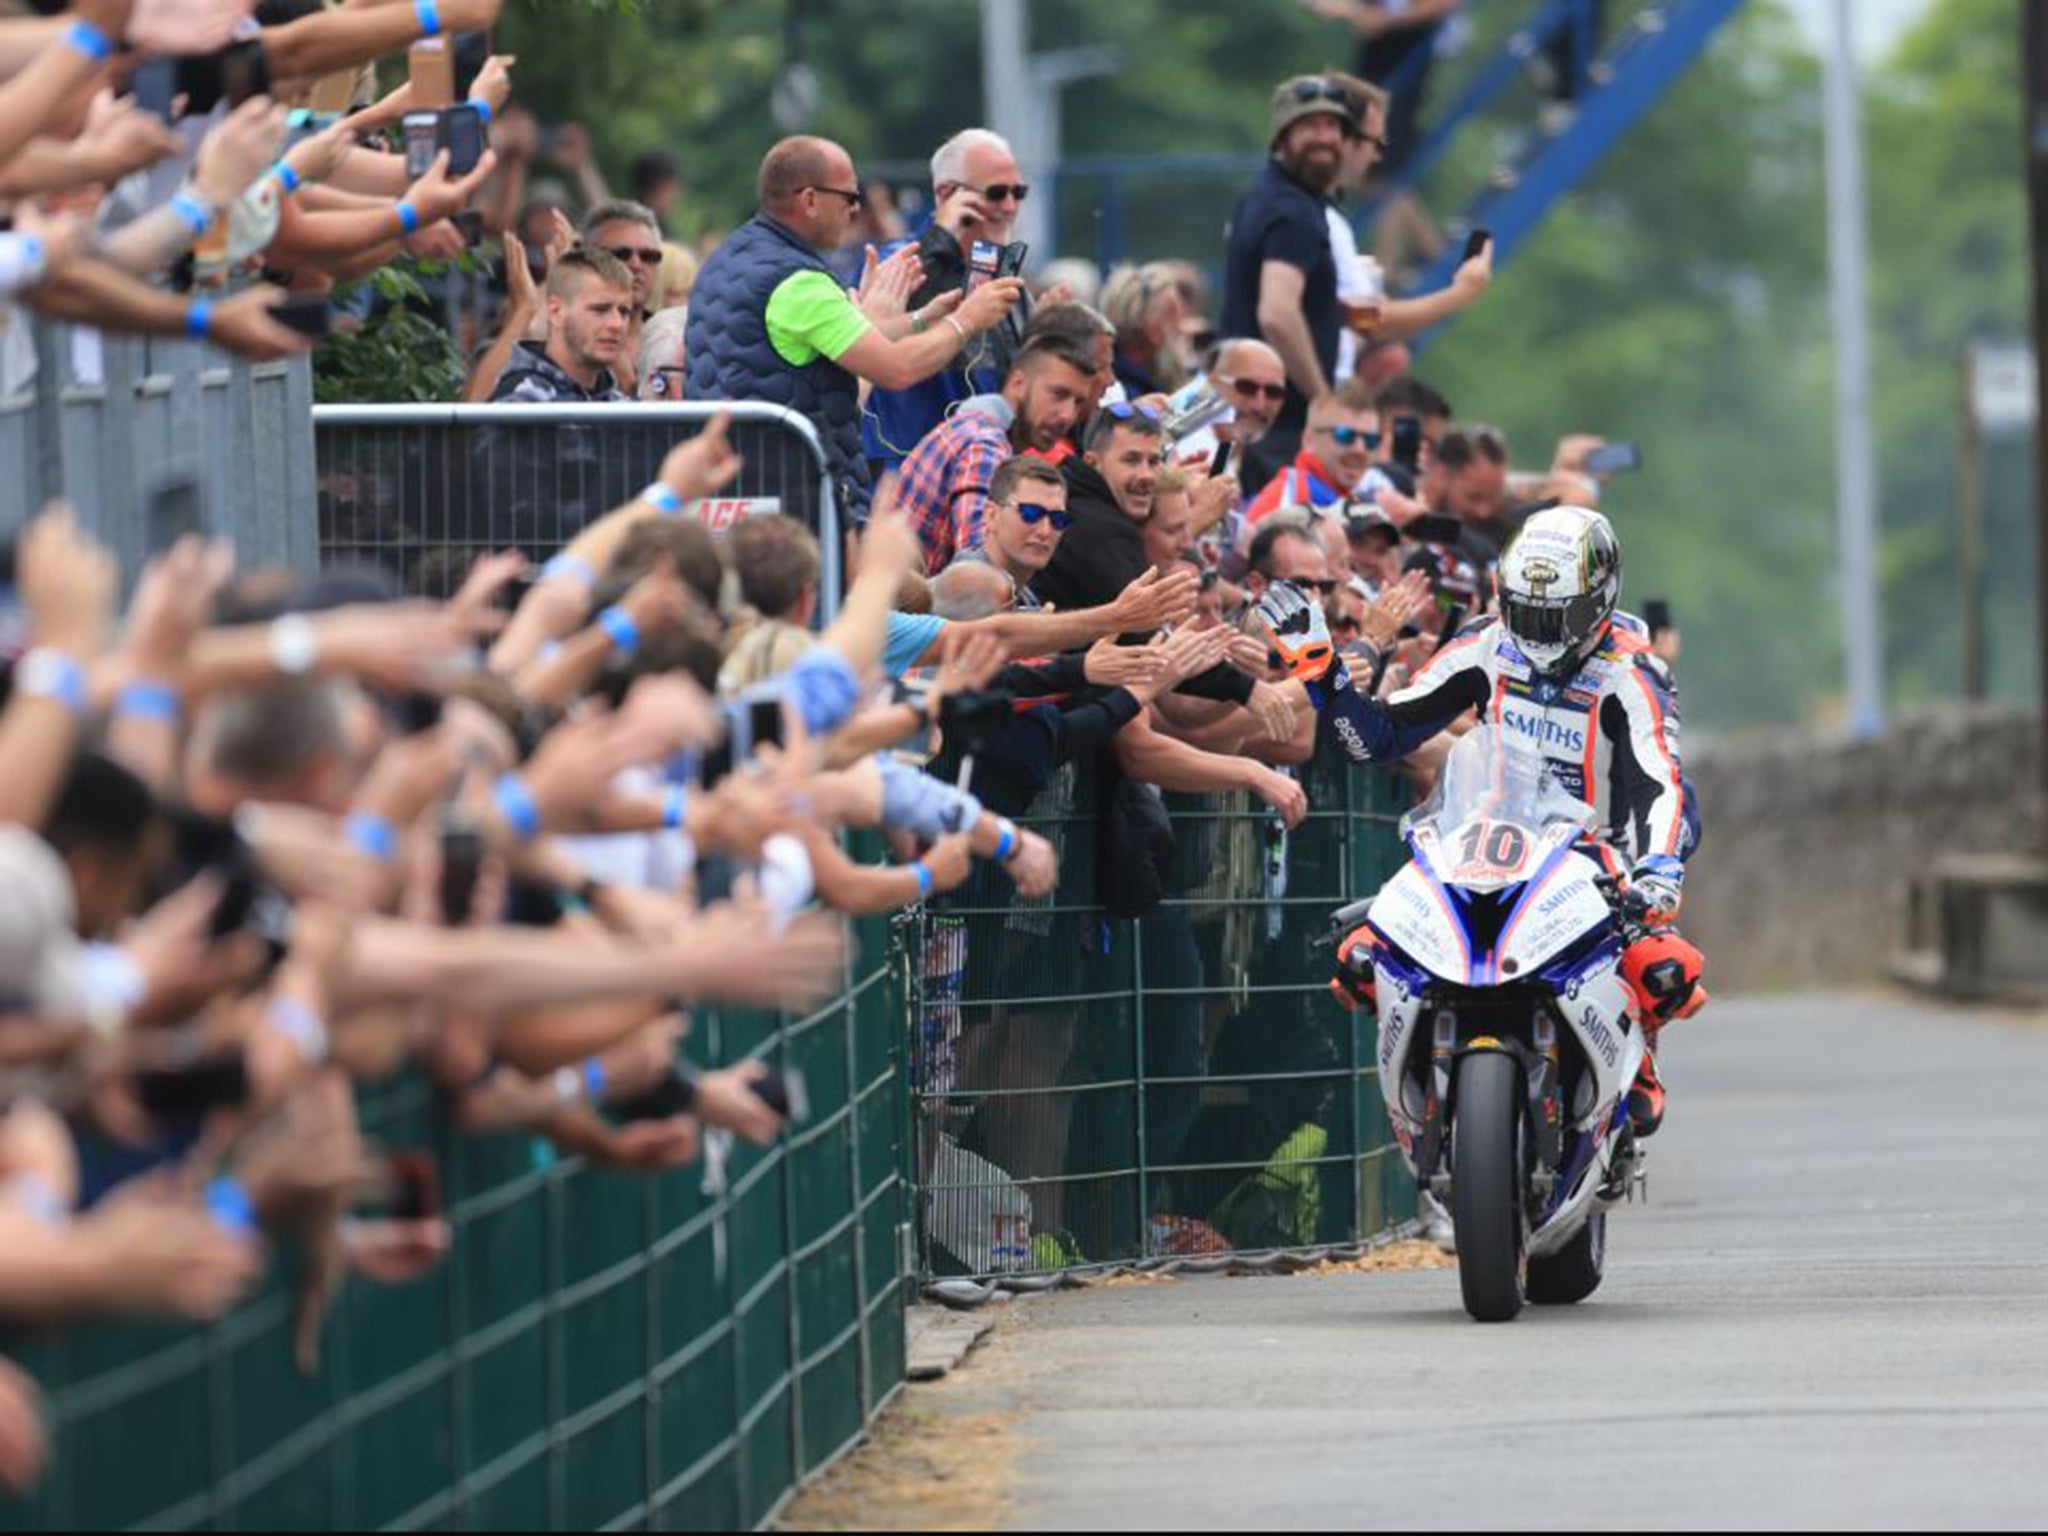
[{"xmin": 1498, "ymin": 506, "xmax": 1622, "ymax": 677}]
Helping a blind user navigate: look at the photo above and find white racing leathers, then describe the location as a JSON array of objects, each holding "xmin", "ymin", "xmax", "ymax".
[{"xmin": 1315, "ymin": 615, "xmax": 1698, "ymax": 885}]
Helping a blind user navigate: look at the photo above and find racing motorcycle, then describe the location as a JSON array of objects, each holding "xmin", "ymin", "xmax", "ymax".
[{"xmin": 1327, "ymin": 725, "xmax": 1652, "ymax": 1323}]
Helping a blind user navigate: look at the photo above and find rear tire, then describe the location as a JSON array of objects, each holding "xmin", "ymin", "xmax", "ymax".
[
  {"xmin": 1528, "ymin": 1212, "xmax": 1605, "ymax": 1305},
  {"xmin": 1451, "ymin": 1051, "xmax": 1528, "ymax": 1323}
]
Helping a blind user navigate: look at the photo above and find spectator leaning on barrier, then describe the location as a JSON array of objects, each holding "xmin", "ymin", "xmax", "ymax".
[
  {"xmin": 1220, "ymin": 75, "xmax": 1356, "ymax": 492},
  {"xmin": 490, "ymin": 246, "xmax": 634, "ymax": 404},
  {"xmin": 862, "ymin": 127, "xmax": 1037, "ymax": 471},
  {"xmin": 687, "ymin": 135, "xmax": 1026, "ymax": 524},
  {"xmin": 896, "ymin": 334, "xmax": 1097, "ymax": 574},
  {"xmin": 949, "ymin": 456, "xmax": 1070, "ymax": 609}
]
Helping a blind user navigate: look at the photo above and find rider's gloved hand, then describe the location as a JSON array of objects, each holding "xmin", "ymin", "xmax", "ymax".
[
  {"xmin": 1256, "ymin": 581, "xmax": 1344, "ymax": 688},
  {"xmin": 1623, "ymin": 856, "xmax": 1684, "ymax": 924}
]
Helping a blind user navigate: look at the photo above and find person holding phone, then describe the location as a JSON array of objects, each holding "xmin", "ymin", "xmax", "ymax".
[
  {"xmin": 686, "ymin": 135, "xmax": 1025, "ymax": 527},
  {"xmin": 861, "ymin": 126, "xmax": 1041, "ymax": 473}
]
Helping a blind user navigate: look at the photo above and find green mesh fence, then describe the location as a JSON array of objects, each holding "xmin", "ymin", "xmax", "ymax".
[
  {"xmin": 0, "ymin": 901, "xmax": 908, "ymax": 1533},
  {"xmin": 911, "ymin": 759, "xmax": 1416, "ymax": 1279}
]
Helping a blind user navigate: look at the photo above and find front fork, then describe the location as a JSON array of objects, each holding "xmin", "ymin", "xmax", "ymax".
[{"xmin": 1415, "ymin": 1010, "xmax": 1565, "ymax": 1204}]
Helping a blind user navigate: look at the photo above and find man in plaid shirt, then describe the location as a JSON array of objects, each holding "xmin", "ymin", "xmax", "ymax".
[{"xmin": 898, "ymin": 336, "xmax": 1097, "ymax": 575}]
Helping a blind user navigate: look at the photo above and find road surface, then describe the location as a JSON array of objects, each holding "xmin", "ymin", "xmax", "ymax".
[{"xmin": 995, "ymin": 994, "xmax": 2048, "ymax": 1529}]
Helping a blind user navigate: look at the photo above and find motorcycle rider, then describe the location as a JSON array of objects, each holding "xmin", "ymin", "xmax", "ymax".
[{"xmin": 1259, "ymin": 505, "xmax": 1704, "ymax": 1135}]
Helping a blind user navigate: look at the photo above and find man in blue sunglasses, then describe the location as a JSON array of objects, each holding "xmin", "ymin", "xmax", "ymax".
[
  {"xmin": 1243, "ymin": 378, "xmax": 1381, "ymax": 528},
  {"xmin": 950, "ymin": 457, "xmax": 1070, "ymax": 611}
]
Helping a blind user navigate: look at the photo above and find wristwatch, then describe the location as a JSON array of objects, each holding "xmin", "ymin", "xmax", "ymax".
[{"xmin": 910, "ymin": 306, "xmax": 930, "ymax": 334}]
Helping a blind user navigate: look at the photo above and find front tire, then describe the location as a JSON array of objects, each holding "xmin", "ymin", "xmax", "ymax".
[
  {"xmin": 1528, "ymin": 1212, "xmax": 1605, "ymax": 1305},
  {"xmin": 1451, "ymin": 1051, "xmax": 1528, "ymax": 1323}
]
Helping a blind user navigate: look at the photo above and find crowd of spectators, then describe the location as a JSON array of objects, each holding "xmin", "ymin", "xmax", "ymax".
[{"xmin": 0, "ymin": 0, "xmax": 1678, "ymax": 1482}]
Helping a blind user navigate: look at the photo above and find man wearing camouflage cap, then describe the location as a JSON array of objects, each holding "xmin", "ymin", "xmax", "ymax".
[{"xmin": 1220, "ymin": 75, "xmax": 1361, "ymax": 494}]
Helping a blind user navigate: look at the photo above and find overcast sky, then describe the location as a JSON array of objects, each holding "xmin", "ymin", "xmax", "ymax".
[{"xmin": 1780, "ymin": 0, "xmax": 1933, "ymax": 62}]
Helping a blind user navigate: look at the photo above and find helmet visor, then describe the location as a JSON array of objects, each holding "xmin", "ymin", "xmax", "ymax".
[{"xmin": 1504, "ymin": 590, "xmax": 1609, "ymax": 653}]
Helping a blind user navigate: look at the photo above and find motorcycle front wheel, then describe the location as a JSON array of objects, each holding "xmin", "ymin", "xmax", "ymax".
[{"xmin": 1451, "ymin": 1050, "xmax": 1529, "ymax": 1323}]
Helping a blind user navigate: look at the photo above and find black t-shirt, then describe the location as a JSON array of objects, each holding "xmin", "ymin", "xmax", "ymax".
[{"xmin": 1220, "ymin": 159, "xmax": 1341, "ymax": 438}]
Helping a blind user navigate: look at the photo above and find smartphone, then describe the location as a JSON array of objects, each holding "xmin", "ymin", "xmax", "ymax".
[
  {"xmin": 450, "ymin": 29, "xmax": 492, "ymax": 100},
  {"xmin": 267, "ymin": 293, "xmax": 334, "ymax": 339},
  {"xmin": 749, "ymin": 1068, "xmax": 809, "ymax": 1125},
  {"xmin": 403, "ymin": 110, "xmax": 442, "ymax": 180},
  {"xmin": 611, "ymin": 1070, "xmax": 698, "ymax": 1124},
  {"xmin": 129, "ymin": 58, "xmax": 179, "ymax": 124},
  {"xmin": 996, "ymin": 241, "xmax": 1029, "ymax": 280},
  {"xmin": 438, "ymin": 824, "xmax": 484, "ymax": 926},
  {"xmin": 696, "ymin": 738, "xmax": 736, "ymax": 791},
  {"xmin": 1208, "ymin": 440, "xmax": 1234, "ymax": 478},
  {"xmin": 1462, "ymin": 227, "xmax": 1493, "ymax": 263},
  {"xmin": 1390, "ymin": 415, "xmax": 1423, "ymax": 476},
  {"xmin": 134, "ymin": 1054, "xmax": 253, "ymax": 1119},
  {"xmin": 145, "ymin": 477, "xmax": 204, "ymax": 556},
  {"xmin": 968, "ymin": 239, "xmax": 1002, "ymax": 279},
  {"xmin": 217, "ymin": 39, "xmax": 270, "ymax": 109},
  {"xmin": 1643, "ymin": 599, "xmax": 1674, "ymax": 637},
  {"xmin": 439, "ymin": 102, "xmax": 486, "ymax": 176},
  {"xmin": 747, "ymin": 697, "xmax": 784, "ymax": 755},
  {"xmin": 1583, "ymin": 441, "xmax": 1642, "ymax": 476},
  {"xmin": 453, "ymin": 210, "xmax": 486, "ymax": 248}
]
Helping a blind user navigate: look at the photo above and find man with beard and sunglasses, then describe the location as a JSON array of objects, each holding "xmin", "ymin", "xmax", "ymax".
[{"xmin": 1220, "ymin": 75, "xmax": 1358, "ymax": 493}]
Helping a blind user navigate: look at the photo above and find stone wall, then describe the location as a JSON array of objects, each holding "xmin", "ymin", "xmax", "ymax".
[{"xmin": 1682, "ymin": 706, "xmax": 2045, "ymax": 992}]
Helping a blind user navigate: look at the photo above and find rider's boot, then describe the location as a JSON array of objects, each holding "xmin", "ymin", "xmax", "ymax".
[{"xmin": 1627, "ymin": 1045, "xmax": 1666, "ymax": 1139}]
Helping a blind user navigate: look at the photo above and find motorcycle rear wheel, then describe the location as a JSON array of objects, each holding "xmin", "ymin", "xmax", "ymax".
[
  {"xmin": 1528, "ymin": 1212, "xmax": 1606, "ymax": 1305},
  {"xmin": 1451, "ymin": 1051, "xmax": 1528, "ymax": 1323}
]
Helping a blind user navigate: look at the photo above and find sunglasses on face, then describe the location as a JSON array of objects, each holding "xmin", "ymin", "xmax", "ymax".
[
  {"xmin": 972, "ymin": 182, "xmax": 1031, "ymax": 204},
  {"xmin": 806, "ymin": 184, "xmax": 867, "ymax": 208},
  {"xmin": 1290, "ymin": 577, "xmax": 1340, "ymax": 596},
  {"xmin": 1320, "ymin": 424, "xmax": 1382, "ymax": 449},
  {"xmin": 1101, "ymin": 401, "xmax": 1162, "ymax": 424},
  {"xmin": 1010, "ymin": 501, "xmax": 1074, "ymax": 531},
  {"xmin": 605, "ymin": 244, "xmax": 664, "ymax": 267},
  {"xmin": 1219, "ymin": 374, "xmax": 1287, "ymax": 404}
]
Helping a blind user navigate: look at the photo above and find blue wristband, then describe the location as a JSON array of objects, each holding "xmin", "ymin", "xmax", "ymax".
[
  {"xmin": 273, "ymin": 163, "xmax": 301, "ymax": 194},
  {"xmin": 541, "ymin": 552, "xmax": 596, "ymax": 589},
  {"xmin": 21, "ymin": 650, "xmax": 87, "ymax": 715},
  {"xmin": 343, "ymin": 812, "xmax": 401, "ymax": 866},
  {"xmin": 185, "ymin": 299, "xmax": 215, "ymax": 340},
  {"xmin": 414, "ymin": 0, "xmax": 442, "ymax": 36},
  {"xmin": 642, "ymin": 482, "xmax": 684, "ymax": 517},
  {"xmin": 169, "ymin": 193, "xmax": 213, "ymax": 237},
  {"xmin": 994, "ymin": 820, "xmax": 1019, "ymax": 862},
  {"xmin": 468, "ymin": 97, "xmax": 492, "ymax": 126},
  {"xmin": 493, "ymin": 774, "xmax": 541, "ymax": 840},
  {"xmin": 62, "ymin": 19, "xmax": 113, "ymax": 61},
  {"xmin": 395, "ymin": 201, "xmax": 421, "ymax": 236},
  {"xmin": 912, "ymin": 860, "xmax": 935, "ymax": 900},
  {"xmin": 663, "ymin": 785, "xmax": 687, "ymax": 831},
  {"xmin": 596, "ymin": 605, "xmax": 639, "ymax": 659},
  {"xmin": 115, "ymin": 680, "xmax": 181, "ymax": 724},
  {"xmin": 205, "ymin": 1178, "xmax": 258, "ymax": 1236},
  {"xmin": 581, "ymin": 1057, "xmax": 608, "ymax": 1104}
]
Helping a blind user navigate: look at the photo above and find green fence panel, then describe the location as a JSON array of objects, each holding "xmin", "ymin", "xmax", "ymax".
[
  {"xmin": 911, "ymin": 761, "xmax": 1416, "ymax": 1280},
  {"xmin": 0, "ymin": 887, "xmax": 908, "ymax": 1534}
]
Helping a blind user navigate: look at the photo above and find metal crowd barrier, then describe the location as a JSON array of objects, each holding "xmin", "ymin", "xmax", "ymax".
[
  {"xmin": 0, "ymin": 319, "xmax": 319, "ymax": 573},
  {"xmin": 0, "ymin": 896, "xmax": 909, "ymax": 1532},
  {"xmin": 311, "ymin": 403, "xmax": 844, "ymax": 609},
  {"xmin": 912, "ymin": 757, "xmax": 1416, "ymax": 1280}
]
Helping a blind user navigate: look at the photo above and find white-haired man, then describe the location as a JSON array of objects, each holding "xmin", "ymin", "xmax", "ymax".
[{"xmin": 863, "ymin": 127, "xmax": 1041, "ymax": 472}]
